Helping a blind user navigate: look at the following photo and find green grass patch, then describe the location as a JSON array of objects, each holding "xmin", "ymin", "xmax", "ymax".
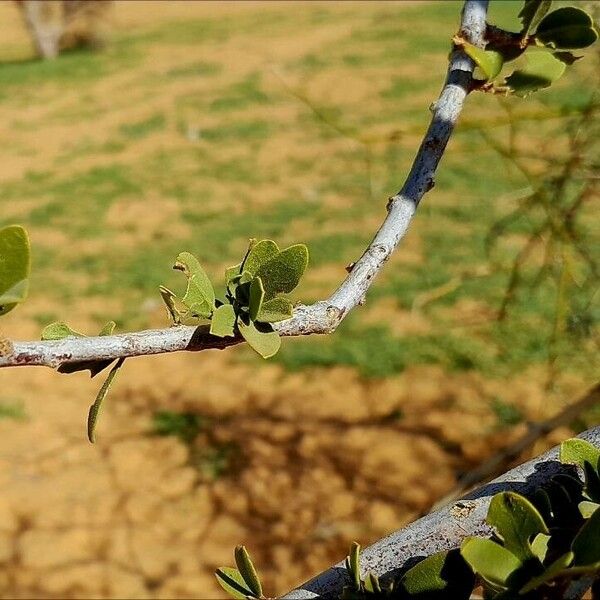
[
  {"xmin": 0, "ymin": 400, "xmax": 27, "ymax": 421},
  {"xmin": 119, "ymin": 113, "xmax": 166, "ymax": 139},
  {"xmin": 276, "ymin": 319, "xmax": 495, "ymax": 378},
  {"xmin": 209, "ymin": 73, "xmax": 270, "ymax": 112},
  {"xmin": 166, "ymin": 61, "xmax": 222, "ymax": 78}
]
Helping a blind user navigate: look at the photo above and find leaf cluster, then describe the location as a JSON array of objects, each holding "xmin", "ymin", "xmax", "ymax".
[
  {"xmin": 456, "ymin": 1, "xmax": 598, "ymax": 96},
  {"xmin": 160, "ymin": 239, "xmax": 308, "ymax": 359}
]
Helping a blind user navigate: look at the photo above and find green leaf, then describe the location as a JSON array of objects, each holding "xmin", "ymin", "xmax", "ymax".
[
  {"xmin": 461, "ymin": 538, "xmax": 522, "ymax": 586},
  {"xmin": 242, "ymin": 239, "xmax": 280, "ymax": 278},
  {"xmin": 487, "ymin": 492, "xmax": 548, "ymax": 561},
  {"xmin": 0, "ymin": 225, "xmax": 31, "ymax": 316},
  {"xmin": 41, "ymin": 321, "xmax": 85, "ymax": 340},
  {"xmin": 579, "ymin": 501, "xmax": 600, "ymax": 519},
  {"xmin": 225, "ymin": 264, "xmax": 242, "ymax": 284},
  {"xmin": 519, "ymin": 0, "xmax": 552, "ymax": 37},
  {"xmin": 504, "ymin": 49, "xmax": 566, "ymax": 96},
  {"xmin": 256, "ymin": 244, "xmax": 309, "ymax": 300},
  {"xmin": 364, "ymin": 572, "xmax": 381, "ymax": 594},
  {"xmin": 248, "ymin": 277, "xmax": 265, "ymax": 321},
  {"xmin": 98, "ymin": 321, "xmax": 116, "ymax": 336},
  {"xmin": 238, "ymin": 320, "xmax": 281, "ymax": 359},
  {"xmin": 87, "ymin": 357, "xmax": 125, "ymax": 443},
  {"xmin": 174, "ymin": 252, "xmax": 215, "ymax": 318},
  {"xmin": 520, "ymin": 552, "xmax": 574, "ymax": 593},
  {"xmin": 234, "ymin": 545, "xmax": 262, "ymax": 598},
  {"xmin": 462, "ymin": 42, "xmax": 504, "ymax": 80},
  {"xmin": 560, "ymin": 438, "xmax": 600, "ymax": 470},
  {"xmin": 531, "ymin": 533, "xmax": 551, "ymax": 563},
  {"xmin": 346, "ymin": 542, "xmax": 361, "ymax": 590},
  {"xmin": 583, "ymin": 461, "xmax": 600, "ymax": 503},
  {"xmin": 210, "ymin": 304, "xmax": 236, "ymax": 338},
  {"xmin": 401, "ymin": 549, "xmax": 474, "ymax": 597},
  {"xmin": 215, "ymin": 567, "xmax": 255, "ymax": 600},
  {"xmin": 256, "ymin": 297, "xmax": 294, "ymax": 323},
  {"xmin": 572, "ymin": 506, "xmax": 600, "ymax": 566},
  {"xmin": 536, "ymin": 7, "xmax": 598, "ymax": 49},
  {"xmin": 159, "ymin": 285, "xmax": 184, "ymax": 324}
]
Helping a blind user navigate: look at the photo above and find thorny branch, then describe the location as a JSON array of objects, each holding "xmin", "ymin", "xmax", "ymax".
[{"xmin": 0, "ymin": 0, "xmax": 488, "ymax": 370}]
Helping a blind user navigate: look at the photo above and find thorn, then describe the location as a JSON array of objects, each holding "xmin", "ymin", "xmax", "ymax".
[
  {"xmin": 386, "ymin": 196, "xmax": 396, "ymax": 211},
  {"xmin": 345, "ymin": 262, "xmax": 356, "ymax": 273}
]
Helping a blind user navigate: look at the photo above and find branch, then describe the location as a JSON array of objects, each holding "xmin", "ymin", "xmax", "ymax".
[
  {"xmin": 0, "ymin": 0, "xmax": 489, "ymax": 370},
  {"xmin": 283, "ymin": 426, "xmax": 600, "ymax": 599}
]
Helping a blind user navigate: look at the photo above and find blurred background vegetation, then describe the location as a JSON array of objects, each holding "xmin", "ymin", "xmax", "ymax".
[{"xmin": 0, "ymin": 1, "xmax": 597, "ymax": 598}]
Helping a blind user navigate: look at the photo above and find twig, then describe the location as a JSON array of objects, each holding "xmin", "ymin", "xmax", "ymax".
[{"xmin": 0, "ymin": 0, "xmax": 488, "ymax": 370}]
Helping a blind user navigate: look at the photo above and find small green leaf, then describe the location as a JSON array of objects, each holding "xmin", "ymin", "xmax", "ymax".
[
  {"xmin": 560, "ymin": 438, "xmax": 600, "ymax": 470},
  {"xmin": 347, "ymin": 542, "xmax": 361, "ymax": 590},
  {"xmin": 98, "ymin": 321, "xmax": 116, "ymax": 336},
  {"xmin": 242, "ymin": 239, "xmax": 280, "ymax": 278},
  {"xmin": 210, "ymin": 304, "xmax": 236, "ymax": 338},
  {"xmin": 572, "ymin": 506, "xmax": 600, "ymax": 566},
  {"xmin": 462, "ymin": 42, "xmax": 504, "ymax": 80},
  {"xmin": 519, "ymin": 0, "xmax": 553, "ymax": 37},
  {"xmin": 461, "ymin": 537, "xmax": 522, "ymax": 586},
  {"xmin": 401, "ymin": 549, "xmax": 475, "ymax": 597},
  {"xmin": 583, "ymin": 461, "xmax": 600, "ymax": 503},
  {"xmin": 520, "ymin": 552, "xmax": 574, "ymax": 593},
  {"xmin": 0, "ymin": 225, "xmax": 30, "ymax": 316},
  {"xmin": 531, "ymin": 533, "xmax": 551, "ymax": 563},
  {"xmin": 504, "ymin": 49, "xmax": 566, "ymax": 96},
  {"xmin": 256, "ymin": 244, "xmax": 309, "ymax": 300},
  {"xmin": 87, "ymin": 357, "xmax": 125, "ymax": 443},
  {"xmin": 536, "ymin": 7, "xmax": 598, "ymax": 49},
  {"xmin": 364, "ymin": 572, "xmax": 381, "ymax": 594},
  {"xmin": 579, "ymin": 501, "xmax": 600, "ymax": 519},
  {"xmin": 256, "ymin": 297, "xmax": 294, "ymax": 323},
  {"xmin": 234, "ymin": 545, "xmax": 262, "ymax": 598},
  {"xmin": 41, "ymin": 322, "xmax": 85, "ymax": 340},
  {"xmin": 174, "ymin": 251, "xmax": 215, "ymax": 317},
  {"xmin": 238, "ymin": 320, "xmax": 281, "ymax": 358},
  {"xmin": 248, "ymin": 277, "xmax": 265, "ymax": 321},
  {"xmin": 159, "ymin": 285, "xmax": 184, "ymax": 324},
  {"xmin": 215, "ymin": 567, "xmax": 255, "ymax": 600},
  {"xmin": 487, "ymin": 492, "xmax": 548, "ymax": 561}
]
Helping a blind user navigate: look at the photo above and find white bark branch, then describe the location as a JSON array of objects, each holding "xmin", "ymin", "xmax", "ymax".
[{"xmin": 1, "ymin": 0, "xmax": 489, "ymax": 370}]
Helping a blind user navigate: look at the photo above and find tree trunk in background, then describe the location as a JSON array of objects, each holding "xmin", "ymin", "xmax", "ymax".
[
  {"xmin": 15, "ymin": 0, "xmax": 113, "ymax": 60},
  {"xmin": 17, "ymin": 1, "xmax": 63, "ymax": 59}
]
